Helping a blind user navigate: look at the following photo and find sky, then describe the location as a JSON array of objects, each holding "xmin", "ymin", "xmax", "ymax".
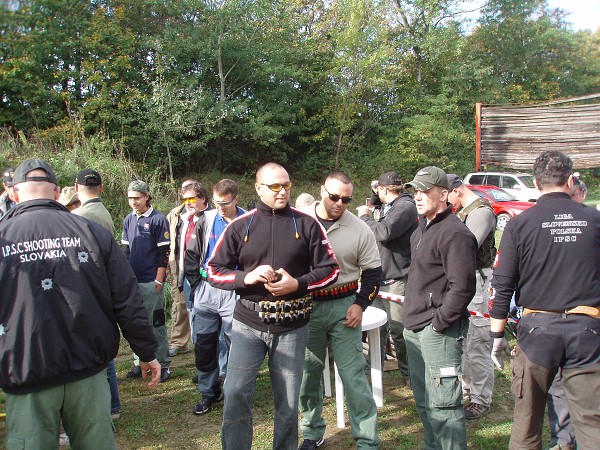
[
  {"xmin": 464, "ymin": 1, "xmax": 600, "ymax": 32},
  {"xmin": 547, "ymin": 0, "xmax": 600, "ymax": 31}
]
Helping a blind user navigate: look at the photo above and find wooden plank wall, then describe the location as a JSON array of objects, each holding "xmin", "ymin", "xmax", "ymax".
[{"xmin": 480, "ymin": 101, "xmax": 600, "ymax": 170}]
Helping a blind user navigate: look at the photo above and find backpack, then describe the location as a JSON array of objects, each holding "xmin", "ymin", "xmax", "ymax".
[{"xmin": 456, "ymin": 198, "xmax": 497, "ymax": 269}]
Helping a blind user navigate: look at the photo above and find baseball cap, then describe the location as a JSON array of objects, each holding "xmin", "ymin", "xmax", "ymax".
[
  {"xmin": 377, "ymin": 172, "xmax": 402, "ymax": 187},
  {"xmin": 58, "ymin": 186, "xmax": 79, "ymax": 206},
  {"xmin": 3, "ymin": 167, "xmax": 15, "ymax": 187},
  {"xmin": 76, "ymin": 169, "xmax": 102, "ymax": 186},
  {"xmin": 12, "ymin": 159, "xmax": 58, "ymax": 185},
  {"xmin": 405, "ymin": 166, "xmax": 449, "ymax": 191},
  {"xmin": 128, "ymin": 180, "xmax": 150, "ymax": 195},
  {"xmin": 446, "ymin": 174, "xmax": 463, "ymax": 190}
]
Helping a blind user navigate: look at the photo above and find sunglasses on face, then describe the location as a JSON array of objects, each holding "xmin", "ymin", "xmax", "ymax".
[
  {"xmin": 260, "ymin": 182, "xmax": 292, "ymax": 192},
  {"xmin": 323, "ymin": 186, "xmax": 352, "ymax": 204},
  {"xmin": 213, "ymin": 196, "xmax": 237, "ymax": 206},
  {"xmin": 183, "ymin": 197, "xmax": 198, "ymax": 205}
]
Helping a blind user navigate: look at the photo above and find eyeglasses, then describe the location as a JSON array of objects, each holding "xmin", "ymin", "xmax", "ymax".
[
  {"xmin": 260, "ymin": 182, "xmax": 292, "ymax": 192},
  {"xmin": 323, "ymin": 186, "xmax": 352, "ymax": 204},
  {"xmin": 183, "ymin": 197, "xmax": 198, "ymax": 205},
  {"xmin": 213, "ymin": 196, "xmax": 237, "ymax": 206}
]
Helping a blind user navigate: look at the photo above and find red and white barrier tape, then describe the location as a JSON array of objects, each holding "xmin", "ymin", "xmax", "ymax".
[{"xmin": 376, "ymin": 291, "xmax": 517, "ymax": 323}]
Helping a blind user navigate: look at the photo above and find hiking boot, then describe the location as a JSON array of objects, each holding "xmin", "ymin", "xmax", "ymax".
[
  {"xmin": 299, "ymin": 436, "xmax": 324, "ymax": 449},
  {"xmin": 126, "ymin": 365, "xmax": 142, "ymax": 378},
  {"xmin": 192, "ymin": 391, "xmax": 224, "ymax": 415},
  {"xmin": 159, "ymin": 368, "xmax": 171, "ymax": 383},
  {"xmin": 464, "ymin": 402, "xmax": 489, "ymax": 420}
]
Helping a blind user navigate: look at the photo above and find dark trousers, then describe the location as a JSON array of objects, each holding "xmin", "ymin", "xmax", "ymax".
[
  {"xmin": 509, "ymin": 313, "xmax": 600, "ymax": 450},
  {"xmin": 547, "ymin": 368, "xmax": 575, "ymax": 448}
]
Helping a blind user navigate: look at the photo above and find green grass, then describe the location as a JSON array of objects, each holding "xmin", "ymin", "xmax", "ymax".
[{"xmin": 1, "ymin": 330, "xmax": 554, "ymax": 449}]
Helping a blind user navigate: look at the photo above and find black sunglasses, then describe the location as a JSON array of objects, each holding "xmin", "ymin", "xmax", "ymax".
[{"xmin": 323, "ymin": 186, "xmax": 352, "ymax": 204}]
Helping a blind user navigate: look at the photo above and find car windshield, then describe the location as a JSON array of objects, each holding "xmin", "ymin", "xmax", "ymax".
[
  {"xmin": 518, "ymin": 175, "xmax": 535, "ymax": 188},
  {"xmin": 487, "ymin": 188, "xmax": 515, "ymax": 202}
]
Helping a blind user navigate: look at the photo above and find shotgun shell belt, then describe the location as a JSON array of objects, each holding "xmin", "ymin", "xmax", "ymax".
[
  {"xmin": 312, "ymin": 281, "xmax": 359, "ymax": 301},
  {"xmin": 523, "ymin": 306, "xmax": 600, "ymax": 319},
  {"xmin": 240, "ymin": 296, "xmax": 313, "ymax": 324}
]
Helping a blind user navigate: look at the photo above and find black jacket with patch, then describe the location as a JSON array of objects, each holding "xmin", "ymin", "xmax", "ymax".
[{"xmin": 0, "ymin": 200, "xmax": 157, "ymax": 394}]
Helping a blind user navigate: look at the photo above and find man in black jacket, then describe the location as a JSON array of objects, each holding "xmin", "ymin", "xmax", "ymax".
[
  {"xmin": 0, "ymin": 159, "xmax": 160, "ymax": 449},
  {"xmin": 489, "ymin": 151, "xmax": 600, "ymax": 449},
  {"xmin": 403, "ymin": 166, "xmax": 477, "ymax": 450},
  {"xmin": 208, "ymin": 162, "xmax": 339, "ymax": 450},
  {"xmin": 357, "ymin": 171, "xmax": 418, "ymax": 382}
]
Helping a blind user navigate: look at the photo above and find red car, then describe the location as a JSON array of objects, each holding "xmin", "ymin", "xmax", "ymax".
[{"xmin": 466, "ymin": 185, "xmax": 535, "ymax": 231}]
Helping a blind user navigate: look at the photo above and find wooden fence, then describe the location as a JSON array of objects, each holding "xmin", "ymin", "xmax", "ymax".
[{"xmin": 475, "ymin": 93, "xmax": 600, "ymax": 170}]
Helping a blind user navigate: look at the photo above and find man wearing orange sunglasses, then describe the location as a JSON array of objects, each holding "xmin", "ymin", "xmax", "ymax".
[{"xmin": 208, "ymin": 163, "xmax": 340, "ymax": 450}]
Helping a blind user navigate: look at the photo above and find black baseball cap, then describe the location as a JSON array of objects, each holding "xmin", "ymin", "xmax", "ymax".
[
  {"xmin": 12, "ymin": 159, "xmax": 58, "ymax": 185},
  {"xmin": 76, "ymin": 169, "xmax": 102, "ymax": 186},
  {"xmin": 446, "ymin": 174, "xmax": 463, "ymax": 190},
  {"xmin": 377, "ymin": 172, "xmax": 402, "ymax": 187}
]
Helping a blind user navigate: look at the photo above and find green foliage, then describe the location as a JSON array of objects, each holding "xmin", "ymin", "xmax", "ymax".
[
  {"xmin": 0, "ymin": 119, "xmax": 171, "ymax": 233},
  {"xmin": 1, "ymin": 0, "xmax": 599, "ymax": 181}
]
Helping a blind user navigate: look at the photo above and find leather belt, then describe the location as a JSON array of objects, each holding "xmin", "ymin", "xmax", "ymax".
[
  {"xmin": 312, "ymin": 281, "xmax": 359, "ymax": 301},
  {"xmin": 523, "ymin": 306, "xmax": 600, "ymax": 319}
]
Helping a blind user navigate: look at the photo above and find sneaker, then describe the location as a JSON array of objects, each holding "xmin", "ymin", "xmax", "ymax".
[
  {"xmin": 59, "ymin": 433, "xmax": 70, "ymax": 447},
  {"xmin": 192, "ymin": 391, "xmax": 224, "ymax": 415},
  {"xmin": 126, "ymin": 365, "xmax": 142, "ymax": 378},
  {"xmin": 160, "ymin": 368, "xmax": 171, "ymax": 383},
  {"xmin": 111, "ymin": 410, "xmax": 121, "ymax": 420},
  {"xmin": 168, "ymin": 347, "xmax": 190, "ymax": 357},
  {"xmin": 464, "ymin": 402, "xmax": 489, "ymax": 420},
  {"xmin": 299, "ymin": 436, "xmax": 325, "ymax": 449}
]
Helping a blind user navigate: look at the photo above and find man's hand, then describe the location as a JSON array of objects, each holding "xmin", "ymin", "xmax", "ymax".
[
  {"xmin": 491, "ymin": 337, "xmax": 510, "ymax": 369},
  {"xmin": 244, "ymin": 265, "xmax": 276, "ymax": 285},
  {"xmin": 356, "ymin": 205, "xmax": 370, "ymax": 217},
  {"xmin": 265, "ymin": 268, "xmax": 299, "ymax": 296},
  {"xmin": 344, "ymin": 304, "xmax": 363, "ymax": 328},
  {"xmin": 140, "ymin": 359, "xmax": 161, "ymax": 387},
  {"xmin": 154, "ymin": 281, "xmax": 163, "ymax": 294}
]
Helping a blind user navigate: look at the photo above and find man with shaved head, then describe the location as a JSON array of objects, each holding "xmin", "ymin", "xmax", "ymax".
[
  {"xmin": 0, "ymin": 159, "xmax": 160, "ymax": 449},
  {"xmin": 299, "ymin": 172, "xmax": 382, "ymax": 449},
  {"xmin": 208, "ymin": 162, "xmax": 339, "ymax": 450}
]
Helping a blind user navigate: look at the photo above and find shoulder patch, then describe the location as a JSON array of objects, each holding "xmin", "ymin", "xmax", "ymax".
[{"xmin": 164, "ymin": 231, "xmax": 170, "ymax": 239}]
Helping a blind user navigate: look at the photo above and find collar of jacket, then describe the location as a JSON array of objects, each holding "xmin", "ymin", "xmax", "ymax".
[
  {"xmin": 420, "ymin": 204, "xmax": 453, "ymax": 230},
  {"xmin": 256, "ymin": 199, "xmax": 291, "ymax": 216},
  {"xmin": 2, "ymin": 198, "xmax": 68, "ymax": 221}
]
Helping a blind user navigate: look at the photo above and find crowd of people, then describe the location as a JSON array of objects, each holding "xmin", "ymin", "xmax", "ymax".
[{"xmin": 0, "ymin": 151, "xmax": 598, "ymax": 450}]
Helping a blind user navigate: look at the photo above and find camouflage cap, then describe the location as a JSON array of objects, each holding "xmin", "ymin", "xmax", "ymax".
[{"xmin": 127, "ymin": 180, "xmax": 150, "ymax": 195}]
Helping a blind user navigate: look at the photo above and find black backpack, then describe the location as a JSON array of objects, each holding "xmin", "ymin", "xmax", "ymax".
[{"xmin": 456, "ymin": 198, "xmax": 497, "ymax": 269}]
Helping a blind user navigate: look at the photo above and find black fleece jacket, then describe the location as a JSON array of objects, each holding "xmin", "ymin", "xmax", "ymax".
[
  {"xmin": 403, "ymin": 206, "xmax": 477, "ymax": 332},
  {"xmin": 207, "ymin": 200, "xmax": 339, "ymax": 332}
]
